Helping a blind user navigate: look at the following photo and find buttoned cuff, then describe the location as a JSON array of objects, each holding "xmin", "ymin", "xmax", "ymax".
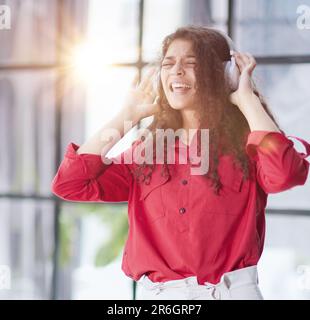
[
  {"xmin": 245, "ymin": 130, "xmax": 292, "ymax": 160},
  {"xmin": 64, "ymin": 142, "xmax": 111, "ymax": 178}
]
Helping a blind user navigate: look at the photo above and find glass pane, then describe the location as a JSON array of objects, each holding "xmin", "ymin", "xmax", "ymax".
[
  {"xmin": 234, "ymin": 0, "xmax": 310, "ymax": 56},
  {"xmin": 143, "ymin": 0, "xmax": 229, "ymax": 62},
  {"xmin": 0, "ymin": 70, "xmax": 87, "ymax": 196},
  {"xmin": 142, "ymin": 0, "xmax": 186, "ymax": 62},
  {"xmin": 57, "ymin": 202, "xmax": 132, "ymax": 299},
  {"xmin": 79, "ymin": 66, "xmax": 138, "ymax": 158},
  {"xmin": 0, "ymin": 71, "xmax": 56, "ymax": 196},
  {"xmin": 0, "ymin": 199, "xmax": 55, "ymax": 299},
  {"xmin": 183, "ymin": 0, "xmax": 228, "ymax": 27},
  {"xmin": 86, "ymin": 0, "xmax": 139, "ymax": 63},
  {"xmin": 60, "ymin": 73, "xmax": 87, "ymax": 158},
  {"xmin": 259, "ymin": 213, "xmax": 310, "ymax": 299},
  {"xmin": 210, "ymin": 0, "xmax": 228, "ymax": 25},
  {"xmin": 0, "ymin": 0, "xmax": 57, "ymax": 64},
  {"xmin": 184, "ymin": 0, "xmax": 229, "ymax": 41},
  {"xmin": 253, "ymin": 63, "xmax": 310, "ymax": 210}
]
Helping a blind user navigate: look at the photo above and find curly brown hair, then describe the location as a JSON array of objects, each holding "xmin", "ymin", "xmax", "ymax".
[{"xmin": 130, "ymin": 25, "xmax": 283, "ymax": 195}]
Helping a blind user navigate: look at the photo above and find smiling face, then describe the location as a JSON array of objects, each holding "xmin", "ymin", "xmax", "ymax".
[{"xmin": 160, "ymin": 39, "xmax": 199, "ymax": 111}]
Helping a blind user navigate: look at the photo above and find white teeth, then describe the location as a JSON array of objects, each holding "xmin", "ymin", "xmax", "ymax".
[{"xmin": 171, "ymin": 82, "xmax": 191, "ymax": 90}]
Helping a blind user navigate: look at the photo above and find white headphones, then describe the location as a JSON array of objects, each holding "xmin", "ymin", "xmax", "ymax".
[
  {"xmin": 152, "ymin": 31, "xmax": 240, "ymax": 93},
  {"xmin": 220, "ymin": 32, "xmax": 240, "ymax": 92}
]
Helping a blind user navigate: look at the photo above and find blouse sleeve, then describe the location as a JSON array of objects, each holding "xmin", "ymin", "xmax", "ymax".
[
  {"xmin": 245, "ymin": 130, "xmax": 310, "ymax": 194},
  {"xmin": 51, "ymin": 142, "xmax": 132, "ymax": 203}
]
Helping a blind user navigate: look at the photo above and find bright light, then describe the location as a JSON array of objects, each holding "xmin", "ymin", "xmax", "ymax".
[{"xmin": 69, "ymin": 41, "xmax": 114, "ymax": 84}]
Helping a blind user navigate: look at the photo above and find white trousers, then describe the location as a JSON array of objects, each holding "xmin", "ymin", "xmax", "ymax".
[{"xmin": 136, "ymin": 265, "xmax": 264, "ymax": 300}]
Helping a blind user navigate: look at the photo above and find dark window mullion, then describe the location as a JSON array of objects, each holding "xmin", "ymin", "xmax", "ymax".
[{"xmin": 255, "ymin": 55, "xmax": 310, "ymax": 65}]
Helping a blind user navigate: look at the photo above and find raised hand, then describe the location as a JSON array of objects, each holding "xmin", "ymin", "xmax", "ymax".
[
  {"xmin": 122, "ymin": 66, "xmax": 161, "ymax": 122},
  {"xmin": 229, "ymin": 51, "xmax": 257, "ymax": 111}
]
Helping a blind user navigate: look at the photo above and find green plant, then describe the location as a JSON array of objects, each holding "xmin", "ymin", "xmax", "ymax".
[{"xmin": 59, "ymin": 203, "xmax": 128, "ymax": 267}]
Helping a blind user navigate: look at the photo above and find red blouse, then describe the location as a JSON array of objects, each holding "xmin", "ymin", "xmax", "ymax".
[{"xmin": 51, "ymin": 130, "xmax": 310, "ymax": 284}]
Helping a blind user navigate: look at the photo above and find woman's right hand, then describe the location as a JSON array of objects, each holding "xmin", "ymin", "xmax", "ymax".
[{"xmin": 122, "ymin": 66, "xmax": 161, "ymax": 123}]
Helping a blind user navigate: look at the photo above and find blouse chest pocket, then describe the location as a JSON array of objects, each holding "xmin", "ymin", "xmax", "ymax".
[
  {"xmin": 215, "ymin": 163, "xmax": 247, "ymax": 215},
  {"xmin": 139, "ymin": 167, "xmax": 170, "ymax": 223},
  {"xmin": 220, "ymin": 165, "xmax": 244, "ymax": 193},
  {"xmin": 196, "ymin": 159, "xmax": 247, "ymax": 216}
]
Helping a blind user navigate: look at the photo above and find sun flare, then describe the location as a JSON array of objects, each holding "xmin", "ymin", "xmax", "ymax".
[{"xmin": 69, "ymin": 41, "xmax": 113, "ymax": 84}]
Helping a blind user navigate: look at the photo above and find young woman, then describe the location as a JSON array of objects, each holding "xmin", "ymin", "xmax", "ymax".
[{"xmin": 51, "ymin": 26, "xmax": 310, "ymax": 300}]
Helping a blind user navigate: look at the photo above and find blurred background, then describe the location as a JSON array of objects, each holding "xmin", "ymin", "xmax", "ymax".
[{"xmin": 0, "ymin": 0, "xmax": 310, "ymax": 299}]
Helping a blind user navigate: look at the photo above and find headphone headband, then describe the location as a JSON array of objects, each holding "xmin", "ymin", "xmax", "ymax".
[{"xmin": 212, "ymin": 29, "xmax": 236, "ymax": 61}]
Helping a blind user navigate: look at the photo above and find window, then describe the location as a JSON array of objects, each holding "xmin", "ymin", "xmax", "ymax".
[{"xmin": 1, "ymin": 0, "xmax": 309, "ymax": 300}]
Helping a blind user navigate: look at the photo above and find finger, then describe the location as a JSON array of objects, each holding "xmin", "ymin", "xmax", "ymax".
[
  {"xmin": 141, "ymin": 78, "xmax": 158, "ymax": 100},
  {"xmin": 144, "ymin": 77, "xmax": 156, "ymax": 93},
  {"xmin": 245, "ymin": 52, "xmax": 255, "ymax": 63},
  {"xmin": 233, "ymin": 52, "xmax": 245, "ymax": 71},
  {"xmin": 131, "ymin": 72, "xmax": 140, "ymax": 88},
  {"xmin": 141, "ymin": 102, "xmax": 161, "ymax": 115},
  {"xmin": 139, "ymin": 70, "xmax": 156, "ymax": 92},
  {"xmin": 243, "ymin": 52, "xmax": 256, "ymax": 73},
  {"xmin": 145, "ymin": 91, "xmax": 157, "ymax": 103},
  {"xmin": 245, "ymin": 52, "xmax": 256, "ymax": 70},
  {"xmin": 237, "ymin": 52, "xmax": 249, "ymax": 68},
  {"xmin": 233, "ymin": 52, "xmax": 243, "ymax": 66},
  {"xmin": 145, "ymin": 78, "xmax": 159, "ymax": 98},
  {"xmin": 154, "ymin": 96, "xmax": 160, "ymax": 104},
  {"xmin": 139, "ymin": 67, "xmax": 157, "ymax": 91}
]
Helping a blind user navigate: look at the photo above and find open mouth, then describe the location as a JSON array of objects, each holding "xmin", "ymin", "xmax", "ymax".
[{"xmin": 169, "ymin": 82, "xmax": 192, "ymax": 94}]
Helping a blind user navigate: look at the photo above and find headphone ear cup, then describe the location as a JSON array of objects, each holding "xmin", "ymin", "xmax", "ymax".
[{"xmin": 224, "ymin": 56, "xmax": 240, "ymax": 92}]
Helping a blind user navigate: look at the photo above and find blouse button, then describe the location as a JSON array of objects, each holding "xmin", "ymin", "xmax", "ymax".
[
  {"xmin": 179, "ymin": 207, "xmax": 186, "ymax": 214},
  {"xmin": 181, "ymin": 179, "xmax": 188, "ymax": 185}
]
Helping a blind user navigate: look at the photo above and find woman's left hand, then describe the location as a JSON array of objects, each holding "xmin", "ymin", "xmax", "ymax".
[{"xmin": 229, "ymin": 51, "xmax": 257, "ymax": 109}]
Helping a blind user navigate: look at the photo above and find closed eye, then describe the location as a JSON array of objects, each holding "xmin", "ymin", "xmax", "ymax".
[{"xmin": 162, "ymin": 62, "xmax": 196, "ymax": 67}]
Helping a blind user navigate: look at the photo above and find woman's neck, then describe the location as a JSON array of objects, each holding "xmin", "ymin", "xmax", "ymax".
[{"xmin": 180, "ymin": 109, "xmax": 200, "ymax": 146}]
